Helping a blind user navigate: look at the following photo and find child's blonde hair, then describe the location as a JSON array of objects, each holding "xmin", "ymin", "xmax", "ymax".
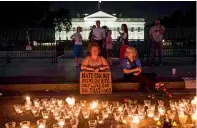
[{"xmin": 124, "ymin": 46, "xmax": 139, "ymax": 60}]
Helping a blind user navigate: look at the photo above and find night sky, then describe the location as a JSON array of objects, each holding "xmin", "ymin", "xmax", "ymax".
[{"xmin": 50, "ymin": 1, "xmax": 194, "ymax": 23}]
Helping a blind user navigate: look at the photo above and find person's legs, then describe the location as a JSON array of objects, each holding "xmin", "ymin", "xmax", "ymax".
[
  {"xmin": 158, "ymin": 41, "xmax": 163, "ymax": 65},
  {"xmin": 74, "ymin": 45, "xmax": 79, "ymax": 66},
  {"xmin": 125, "ymin": 73, "xmax": 155, "ymax": 90},
  {"xmin": 151, "ymin": 42, "xmax": 157, "ymax": 65},
  {"xmin": 120, "ymin": 44, "xmax": 127, "ymax": 65}
]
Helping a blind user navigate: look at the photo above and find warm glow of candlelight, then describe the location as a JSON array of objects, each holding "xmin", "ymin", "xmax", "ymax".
[
  {"xmin": 132, "ymin": 115, "xmax": 140, "ymax": 124},
  {"xmin": 192, "ymin": 113, "xmax": 197, "ymax": 121},
  {"xmin": 26, "ymin": 96, "xmax": 30, "ymax": 101},
  {"xmin": 172, "ymin": 121, "xmax": 177, "ymax": 127},
  {"xmin": 58, "ymin": 120, "xmax": 65, "ymax": 126},
  {"xmin": 66, "ymin": 97, "xmax": 75, "ymax": 106},
  {"xmin": 156, "ymin": 121, "xmax": 161, "ymax": 126},
  {"xmin": 90, "ymin": 101, "xmax": 98, "ymax": 110}
]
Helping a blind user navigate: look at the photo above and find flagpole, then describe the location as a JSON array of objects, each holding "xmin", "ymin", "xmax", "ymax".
[{"xmin": 98, "ymin": 1, "xmax": 101, "ymax": 10}]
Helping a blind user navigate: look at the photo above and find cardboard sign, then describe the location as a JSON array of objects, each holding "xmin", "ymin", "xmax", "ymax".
[
  {"xmin": 80, "ymin": 72, "xmax": 112, "ymax": 94},
  {"xmin": 182, "ymin": 77, "xmax": 196, "ymax": 89}
]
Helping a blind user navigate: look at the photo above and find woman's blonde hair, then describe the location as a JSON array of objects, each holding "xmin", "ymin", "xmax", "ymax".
[{"xmin": 124, "ymin": 46, "xmax": 139, "ymax": 60}]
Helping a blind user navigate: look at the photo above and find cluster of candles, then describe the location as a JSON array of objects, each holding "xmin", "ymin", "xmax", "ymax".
[{"xmin": 4, "ymin": 96, "xmax": 197, "ymax": 128}]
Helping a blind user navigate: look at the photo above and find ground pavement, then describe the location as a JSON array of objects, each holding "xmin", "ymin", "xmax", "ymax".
[{"xmin": 0, "ymin": 57, "xmax": 196, "ymax": 83}]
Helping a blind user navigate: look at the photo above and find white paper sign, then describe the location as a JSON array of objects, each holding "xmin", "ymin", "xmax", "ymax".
[{"xmin": 182, "ymin": 77, "xmax": 196, "ymax": 89}]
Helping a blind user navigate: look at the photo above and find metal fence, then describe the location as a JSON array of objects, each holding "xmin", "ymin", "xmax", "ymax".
[{"xmin": 0, "ymin": 28, "xmax": 196, "ymax": 63}]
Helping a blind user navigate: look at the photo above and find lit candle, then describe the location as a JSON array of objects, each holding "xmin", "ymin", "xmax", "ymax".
[
  {"xmin": 156, "ymin": 121, "xmax": 161, "ymax": 126},
  {"xmin": 26, "ymin": 96, "xmax": 30, "ymax": 102},
  {"xmin": 25, "ymin": 103, "xmax": 31, "ymax": 110},
  {"xmin": 43, "ymin": 115, "xmax": 48, "ymax": 119},
  {"xmin": 172, "ymin": 121, "xmax": 177, "ymax": 127},
  {"xmin": 191, "ymin": 113, "xmax": 197, "ymax": 123},
  {"xmin": 58, "ymin": 120, "xmax": 65, "ymax": 127},
  {"xmin": 122, "ymin": 119, "xmax": 126, "ymax": 124},
  {"xmin": 66, "ymin": 97, "xmax": 75, "ymax": 107},
  {"xmin": 90, "ymin": 101, "xmax": 98, "ymax": 110},
  {"xmin": 132, "ymin": 115, "xmax": 140, "ymax": 124}
]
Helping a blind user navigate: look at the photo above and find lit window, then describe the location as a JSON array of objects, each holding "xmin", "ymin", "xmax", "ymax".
[
  {"xmin": 131, "ymin": 27, "xmax": 134, "ymax": 32},
  {"xmin": 138, "ymin": 27, "xmax": 140, "ymax": 32}
]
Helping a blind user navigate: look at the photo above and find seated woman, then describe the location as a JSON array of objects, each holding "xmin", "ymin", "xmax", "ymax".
[
  {"xmin": 122, "ymin": 46, "xmax": 172, "ymax": 97},
  {"xmin": 81, "ymin": 42, "xmax": 109, "ymax": 72}
]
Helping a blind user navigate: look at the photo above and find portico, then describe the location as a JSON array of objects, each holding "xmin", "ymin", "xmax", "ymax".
[{"xmin": 55, "ymin": 11, "xmax": 145, "ymax": 40}]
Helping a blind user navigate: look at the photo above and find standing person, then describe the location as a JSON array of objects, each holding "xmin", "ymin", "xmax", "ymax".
[
  {"xmin": 88, "ymin": 25, "xmax": 96, "ymax": 41},
  {"xmin": 149, "ymin": 19, "xmax": 165, "ymax": 66},
  {"xmin": 92, "ymin": 20, "xmax": 105, "ymax": 56},
  {"xmin": 88, "ymin": 25, "xmax": 96, "ymax": 55},
  {"xmin": 106, "ymin": 30, "xmax": 113, "ymax": 65},
  {"xmin": 70, "ymin": 26, "xmax": 83, "ymax": 67},
  {"xmin": 102, "ymin": 25, "xmax": 109, "ymax": 59},
  {"xmin": 119, "ymin": 24, "xmax": 128, "ymax": 64}
]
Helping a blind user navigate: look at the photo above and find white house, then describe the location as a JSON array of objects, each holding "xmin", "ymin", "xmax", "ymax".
[{"xmin": 55, "ymin": 11, "xmax": 145, "ymax": 41}]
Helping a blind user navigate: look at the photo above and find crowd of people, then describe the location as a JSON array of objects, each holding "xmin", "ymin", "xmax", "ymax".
[{"xmin": 70, "ymin": 19, "xmax": 170, "ymax": 96}]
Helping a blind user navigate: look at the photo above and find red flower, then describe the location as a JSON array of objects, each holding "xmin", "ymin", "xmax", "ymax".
[{"xmin": 124, "ymin": 98, "xmax": 128, "ymax": 103}]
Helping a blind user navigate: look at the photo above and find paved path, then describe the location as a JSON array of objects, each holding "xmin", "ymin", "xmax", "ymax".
[{"xmin": 0, "ymin": 58, "xmax": 195, "ymax": 82}]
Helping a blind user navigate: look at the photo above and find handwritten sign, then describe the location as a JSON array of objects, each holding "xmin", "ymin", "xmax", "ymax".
[
  {"xmin": 182, "ymin": 77, "xmax": 196, "ymax": 89},
  {"xmin": 80, "ymin": 72, "xmax": 112, "ymax": 94}
]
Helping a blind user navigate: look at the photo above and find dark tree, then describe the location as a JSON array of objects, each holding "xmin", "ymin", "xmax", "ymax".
[{"xmin": 0, "ymin": 1, "xmax": 50, "ymax": 28}]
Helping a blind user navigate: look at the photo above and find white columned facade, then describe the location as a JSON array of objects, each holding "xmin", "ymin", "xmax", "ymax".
[{"xmin": 55, "ymin": 11, "xmax": 145, "ymax": 41}]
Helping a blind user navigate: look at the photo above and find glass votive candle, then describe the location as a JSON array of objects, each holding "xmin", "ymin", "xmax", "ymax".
[
  {"xmin": 137, "ymin": 105, "xmax": 145, "ymax": 114},
  {"xmin": 102, "ymin": 101, "xmax": 108, "ymax": 108},
  {"xmin": 70, "ymin": 117, "xmax": 79, "ymax": 128},
  {"xmin": 139, "ymin": 112, "xmax": 146, "ymax": 120},
  {"xmin": 113, "ymin": 111, "xmax": 121, "ymax": 122},
  {"xmin": 130, "ymin": 105, "xmax": 137, "ymax": 114},
  {"xmin": 5, "ymin": 122, "xmax": 16, "ymax": 128},
  {"xmin": 148, "ymin": 104, "xmax": 156, "ymax": 111},
  {"xmin": 132, "ymin": 114, "xmax": 140, "ymax": 124},
  {"xmin": 144, "ymin": 100, "xmax": 151, "ymax": 107},
  {"xmin": 14, "ymin": 104, "xmax": 24, "ymax": 114},
  {"xmin": 42, "ymin": 111, "xmax": 50, "ymax": 119},
  {"xmin": 25, "ymin": 102, "xmax": 31, "ymax": 111},
  {"xmin": 169, "ymin": 100, "xmax": 176, "ymax": 111},
  {"xmin": 80, "ymin": 100, "xmax": 86, "ymax": 107},
  {"xmin": 178, "ymin": 113, "xmax": 188, "ymax": 125},
  {"xmin": 118, "ymin": 105, "xmax": 124, "ymax": 112},
  {"xmin": 158, "ymin": 100, "xmax": 164, "ymax": 106},
  {"xmin": 121, "ymin": 115, "xmax": 128, "ymax": 124},
  {"xmin": 102, "ymin": 110, "xmax": 109, "ymax": 119},
  {"xmin": 31, "ymin": 106, "xmax": 40, "ymax": 117},
  {"xmin": 58, "ymin": 116, "xmax": 65, "ymax": 127},
  {"xmin": 82, "ymin": 110, "xmax": 90, "ymax": 119},
  {"xmin": 112, "ymin": 101, "xmax": 119, "ymax": 108},
  {"xmin": 37, "ymin": 119, "xmax": 46, "ymax": 128},
  {"xmin": 158, "ymin": 106, "xmax": 166, "ymax": 116},
  {"xmin": 51, "ymin": 98, "xmax": 57, "ymax": 104},
  {"xmin": 97, "ymin": 115, "xmax": 104, "ymax": 124},
  {"xmin": 88, "ymin": 120, "xmax": 97, "ymax": 128},
  {"xmin": 33, "ymin": 98, "xmax": 40, "ymax": 106},
  {"xmin": 191, "ymin": 113, "xmax": 197, "ymax": 124},
  {"xmin": 153, "ymin": 113, "xmax": 160, "ymax": 121},
  {"xmin": 90, "ymin": 100, "xmax": 99, "ymax": 110},
  {"xmin": 147, "ymin": 109, "xmax": 154, "ymax": 118},
  {"xmin": 53, "ymin": 123, "xmax": 62, "ymax": 128},
  {"xmin": 20, "ymin": 121, "xmax": 30, "ymax": 128}
]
